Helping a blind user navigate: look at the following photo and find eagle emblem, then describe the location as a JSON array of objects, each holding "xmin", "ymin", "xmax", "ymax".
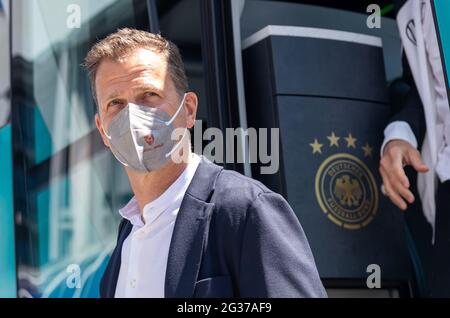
[{"xmin": 334, "ymin": 174, "xmax": 363, "ymax": 207}]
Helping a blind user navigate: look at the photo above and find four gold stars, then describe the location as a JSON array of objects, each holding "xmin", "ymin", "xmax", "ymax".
[
  {"xmin": 327, "ymin": 132, "xmax": 340, "ymax": 147},
  {"xmin": 309, "ymin": 133, "xmax": 372, "ymax": 157},
  {"xmin": 310, "ymin": 139, "xmax": 323, "ymax": 154}
]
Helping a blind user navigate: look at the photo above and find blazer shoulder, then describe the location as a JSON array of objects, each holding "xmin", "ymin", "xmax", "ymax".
[
  {"xmin": 211, "ymin": 168, "xmax": 278, "ymax": 218},
  {"xmin": 216, "ymin": 168, "xmax": 272, "ymax": 197}
]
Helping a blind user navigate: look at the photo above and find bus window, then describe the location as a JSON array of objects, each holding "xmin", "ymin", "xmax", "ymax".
[{"xmin": 11, "ymin": 0, "xmax": 149, "ymax": 298}]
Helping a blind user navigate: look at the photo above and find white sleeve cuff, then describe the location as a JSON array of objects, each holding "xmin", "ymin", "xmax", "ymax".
[{"xmin": 380, "ymin": 121, "xmax": 418, "ymax": 157}]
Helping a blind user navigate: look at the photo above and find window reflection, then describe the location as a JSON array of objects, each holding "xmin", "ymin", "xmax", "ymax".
[{"xmin": 12, "ymin": 0, "xmax": 147, "ymax": 298}]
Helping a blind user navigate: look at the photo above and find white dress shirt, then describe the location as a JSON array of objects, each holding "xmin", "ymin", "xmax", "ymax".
[
  {"xmin": 381, "ymin": 1, "xmax": 450, "ymax": 182},
  {"xmin": 114, "ymin": 153, "xmax": 201, "ymax": 298}
]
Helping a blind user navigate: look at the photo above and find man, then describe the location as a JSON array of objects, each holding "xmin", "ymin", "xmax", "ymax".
[
  {"xmin": 379, "ymin": 0, "xmax": 450, "ymax": 296},
  {"xmin": 84, "ymin": 28, "xmax": 326, "ymax": 298}
]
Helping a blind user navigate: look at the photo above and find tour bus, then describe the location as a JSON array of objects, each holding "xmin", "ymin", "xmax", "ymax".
[{"xmin": 1, "ymin": 0, "xmax": 449, "ymax": 298}]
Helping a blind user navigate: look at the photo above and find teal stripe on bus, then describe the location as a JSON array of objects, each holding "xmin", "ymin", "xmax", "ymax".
[
  {"xmin": 0, "ymin": 123, "xmax": 17, "ymax": 297},
  {"xmin": 434, "ymin": 0, "xmax": 450, "ymax": 88}
]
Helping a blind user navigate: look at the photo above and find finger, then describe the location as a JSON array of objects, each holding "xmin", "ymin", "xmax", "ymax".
[
  {"xmin": 389, "ymin": 150, "xmax": 410, "ymax": 188},
  {"xmin": 380, "ymin": 166, "xmax": 407, "ymax": 210},
  {"xmin": 382, "ymin": 157, "xmax": 412, "ymax": 203},
  {"xmin": 389, "ymin": 176, "xmax": 415, "ymax": 204},
  {"xmin": 379, "ymin": 166, "xmax": 389, "ymax": 190},
  {"xmin": 381, "ymin": 155, "xmax": 415, "ymax": 204},
  {"xmin": 406, "ymin": 149, "xmax": 429, "ymax": 173}
]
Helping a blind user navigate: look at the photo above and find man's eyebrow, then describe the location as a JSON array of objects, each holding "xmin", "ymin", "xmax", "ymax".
[
  {"xmin": 102, "ymin": 83, "xmax": 163, "ymax": 104},
  {"xmin": 133, "ymin": 84, "xmax": 163, "ymax": 94},
  {"xmin": 104, "ymin": 90, "xmax": 123, "ymax": 102}
]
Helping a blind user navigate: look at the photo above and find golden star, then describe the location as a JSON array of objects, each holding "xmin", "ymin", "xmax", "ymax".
[
  {"xmin": 362, "ymin": 143, "xmax": 373, "ymax": 157},
  {"xmin": 345, "ymin": 133, "xmax": 357, "ymax": 148},
  {"xmin": 327, "ymin": 132, "xmax": 340, "ymax": 147},
  {"xmin": 310, "ymin": 138, "xmax": 323, "ymax": 154}
]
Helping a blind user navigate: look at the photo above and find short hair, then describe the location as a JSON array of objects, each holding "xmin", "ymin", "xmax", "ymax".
[{"xmin": 83, "ymin": 28, "xmax": 189, "ymax": 109}]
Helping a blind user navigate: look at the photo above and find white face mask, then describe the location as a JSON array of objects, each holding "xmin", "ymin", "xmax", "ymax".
[{"xmin": 103, "ymin": 93, "xmax": 187, "ymax": 172}]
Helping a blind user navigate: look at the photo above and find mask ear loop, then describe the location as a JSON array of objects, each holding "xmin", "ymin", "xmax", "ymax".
[
  {"xmin": 103, "ymin": 124, "xmax": 112, "ymax": 140},
  {"xmin": 165, "ymin": 93, "xmax": 187, "ymax": 126},
  {"xmin": 99, "ymin": 111, "xmax": 113, "ymax": 140},
  {"xmin": 165, "ymin": 93, "xmax": 189, "ymax": 159}
]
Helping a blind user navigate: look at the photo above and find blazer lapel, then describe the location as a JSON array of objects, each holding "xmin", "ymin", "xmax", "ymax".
[
  {"xmin": 165, "ymin": 158, "xmax": 223, "ymax": 297},
  {"xmin": 102, "ymin": 220, "xmax": 132, "ymax": 298}
]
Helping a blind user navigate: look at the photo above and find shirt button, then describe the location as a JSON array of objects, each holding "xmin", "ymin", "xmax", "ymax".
[{"xmin": 130, "ymin": 279, "xmax": 137, "ymax": 288}]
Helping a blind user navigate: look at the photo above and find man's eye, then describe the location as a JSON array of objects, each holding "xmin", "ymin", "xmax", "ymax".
[
  {"xmin": 108, "ymin": 100, "xmax": 124, "ymax": 107},
  {"xmin": 145, "ymin": 92, "xmax": 158, "ymax": 97}
]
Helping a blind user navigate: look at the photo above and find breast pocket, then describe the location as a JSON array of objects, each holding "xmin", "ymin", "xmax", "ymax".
[{"xmin": 193, "ymin": 275, "xmax": 235, "ymax": 298}]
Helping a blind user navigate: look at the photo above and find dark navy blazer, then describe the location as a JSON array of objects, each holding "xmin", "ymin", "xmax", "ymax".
[{"xmin": 100, "ymin": 158, "xmax": 327, "ymax": 298}]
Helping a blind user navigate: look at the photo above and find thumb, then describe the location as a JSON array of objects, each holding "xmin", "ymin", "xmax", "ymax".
[{"xmin": 407, "ymin": 148, "xmax": 429, "ymax": 173}]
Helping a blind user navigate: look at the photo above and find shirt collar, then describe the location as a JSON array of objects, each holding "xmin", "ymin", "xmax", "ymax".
[
  {"xmin": 118, "ymin": 153, "xmax": 202, "ymax": 227},
  {"xmin": 118, "ymin": 196, "xmax": 145, "ymax": 227}
]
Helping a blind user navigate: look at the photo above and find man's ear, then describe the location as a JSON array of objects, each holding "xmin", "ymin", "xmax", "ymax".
[
  {"xmin": 95, "ymin": 113, "xmax": 110, "ymax": 147},
  {"xmin": 184, "ymin": 92, "xmax": 198, "ymax": 129}
]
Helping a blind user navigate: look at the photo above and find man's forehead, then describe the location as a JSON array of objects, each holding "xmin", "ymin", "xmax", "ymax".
[
  {"xmin": 125, "ymin": 48, "xmax": 166, "ymax": 68},
  {"xmin": 98, "ymin": 49, "xmax": 166, "ymax": 76},
  {"xmin": 95, "ymin": 48, "xmax": 169, "ymax": 94}
]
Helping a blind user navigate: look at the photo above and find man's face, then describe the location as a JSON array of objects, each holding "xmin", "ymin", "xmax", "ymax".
[{"xmin": 94, "ymin": 47, "xmax": 197, "ymax": 148}]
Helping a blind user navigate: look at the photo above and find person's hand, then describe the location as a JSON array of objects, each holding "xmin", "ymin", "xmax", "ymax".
[{"xmin": 379, "ymin": 139, "xmax": 429, "ymax": 210}]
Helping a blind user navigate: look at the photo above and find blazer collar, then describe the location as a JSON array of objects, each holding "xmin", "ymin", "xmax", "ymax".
[
  {"xmin": 103, "ymin": 219, "xmax": 132, "ymax": 298},
  {"xmin": 165, "ymin": 157, "xmax": 223, "ymax": 297}
]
